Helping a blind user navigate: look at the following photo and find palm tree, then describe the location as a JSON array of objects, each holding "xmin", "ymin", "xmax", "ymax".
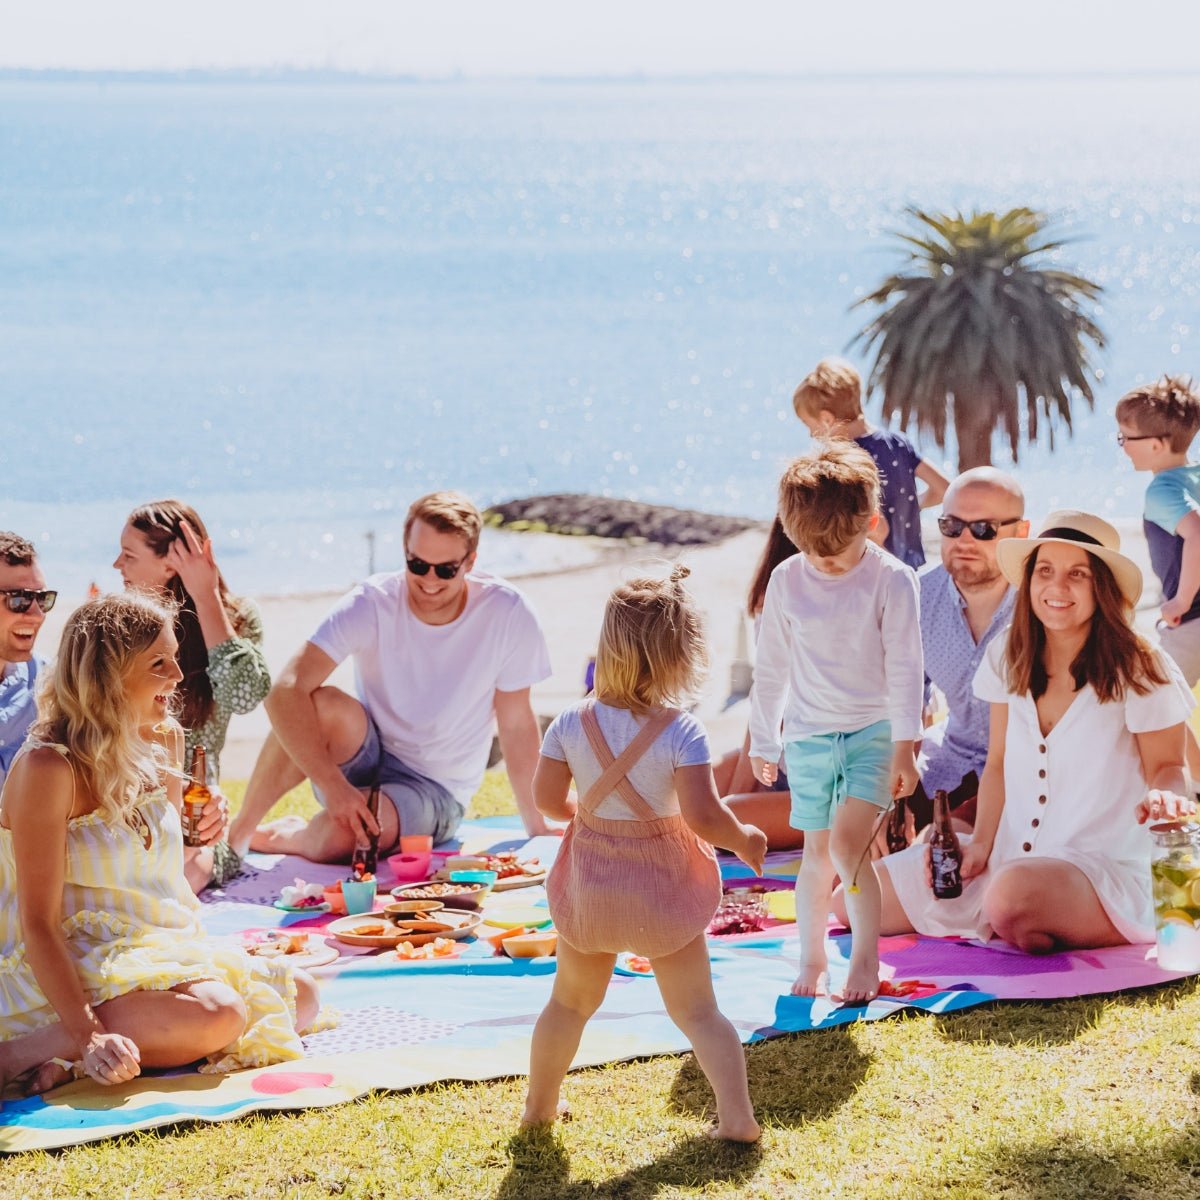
[{"xmin": 852, "ymin": 208, "xmax": 1105, "ymax": 471}]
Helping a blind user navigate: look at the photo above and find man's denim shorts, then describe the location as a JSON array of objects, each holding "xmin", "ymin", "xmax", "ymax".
[
  {"xmin": 315, "ymin": 714, "xmax": 463, "ymax": 849},
  {"xmin": 784, "ymin": 720, "xmax": 893, "ymax": 832}
]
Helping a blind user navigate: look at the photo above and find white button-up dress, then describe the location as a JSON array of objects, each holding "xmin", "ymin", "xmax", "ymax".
[{"xmin": 883, "ymin": 634, "xmax": 1195, "ymax": 943}]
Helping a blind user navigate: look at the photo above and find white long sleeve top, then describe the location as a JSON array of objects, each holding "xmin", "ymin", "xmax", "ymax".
[{"xmin": 748, "ymin": 543, "xmax": 924, "ymax": 763}]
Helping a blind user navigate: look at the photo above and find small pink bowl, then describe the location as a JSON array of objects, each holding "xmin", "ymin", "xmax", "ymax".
[{"xmin": 387, "ymin": 850, "xmax": 432, "ymax": 882}]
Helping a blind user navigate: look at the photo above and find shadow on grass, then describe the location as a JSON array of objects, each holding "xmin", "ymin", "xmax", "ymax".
[
  {"xmin": 668, "ymin": 1026, "xmax": 872, "ymax": 1128},
  {"xmin": 980, "ymin": 1122, "xmax": 1200, "ymax": 1199},
  {"xmin": 494, "ymin": 1123, "xmax": 761, "ymax": 1200},
  {"xmin": 932, "ymin": 976, "xmax": 1200, "ymax": 1048}
]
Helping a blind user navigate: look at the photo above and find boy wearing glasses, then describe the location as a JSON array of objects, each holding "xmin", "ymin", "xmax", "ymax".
[
  {"xmin": 228, "ymin": 491, "xmax": 552, "ymax": 862},
  {"xmin": 1116, "ymin": 376, "xmax": 1200, "ymax": 685},
  {"xmin": 909, "ymin": 469, "xmax": 1028, "ymax": 835},
  {"xmin": 0, "ymin": 532, "xmax": 57, "ymax": 788}
]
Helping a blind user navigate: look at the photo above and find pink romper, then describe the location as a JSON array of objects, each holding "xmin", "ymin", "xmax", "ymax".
[{"xmin": 547, "ymin": 703, "xmax": 721, "ymax": 959}]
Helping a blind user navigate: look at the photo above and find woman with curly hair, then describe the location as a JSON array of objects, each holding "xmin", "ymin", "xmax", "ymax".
[{"xmin": 0, "ymin": 592, "xmax": 317, "ymax": 1100}]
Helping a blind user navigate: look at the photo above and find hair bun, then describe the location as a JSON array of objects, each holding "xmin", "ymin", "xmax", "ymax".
[{"xmin": 669, "ymin": 563, "xmax": 690, "ymax": 583}]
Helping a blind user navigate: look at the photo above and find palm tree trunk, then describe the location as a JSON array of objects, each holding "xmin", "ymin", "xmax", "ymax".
[{"xmin": 952, "ymin": 387, "xmax": 995, "ymax": 471}]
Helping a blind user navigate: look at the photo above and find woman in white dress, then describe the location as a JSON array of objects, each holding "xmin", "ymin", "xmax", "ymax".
[{"xmin": 870, "ymin": 511, "xmax": 1195, "ymax": 952}]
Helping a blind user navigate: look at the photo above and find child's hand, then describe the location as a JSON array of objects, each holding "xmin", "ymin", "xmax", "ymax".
[
  {"xmin": 1161, "ymin": 597, "xmax": 1190, "ymax": 627},
  {"xmin": 1136, "ymin": 788, "xmax": 1196, "ymax": 825},
  {"xmin": 750, "ymin": 756, "xmax": 777, "ymax": 787},
  {"xmin": 890, "ymin": 743, "xmax": 919, "ymax": 801},
  {"xmin": 737, "ymin": 824, "xmax": 768, "ymax": 876}
]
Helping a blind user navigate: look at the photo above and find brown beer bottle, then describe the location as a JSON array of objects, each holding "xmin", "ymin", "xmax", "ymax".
[
  {"xmin": 929, "ymin": 789, "xmax": 963, "ymax": 899},
  {"xmin": 351, "ymin": 783, "xmax": 381, "ymax": 880},
  {"xmin": 885, "ymin": 795, "xmax": 909, "ymax": 855},
  {"xmin": 181, "ymin": 745, "xmax": 210, "ymax": 848}
]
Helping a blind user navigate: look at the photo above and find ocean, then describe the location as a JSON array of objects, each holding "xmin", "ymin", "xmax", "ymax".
[{"xmin": 4, "ymin": 73, "xmax": 1199, "ymax": 598}]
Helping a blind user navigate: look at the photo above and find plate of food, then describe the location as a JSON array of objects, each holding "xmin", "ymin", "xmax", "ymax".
[
  {"xmin": 437, "ymin": 852, "xmax": 546, "ymax": 891},
  {"xmin": 390, "ymin": 880, "xmax": 490, "ymax": 909},
  {"xmin": 244, "ymin": 930, "xmax": 340, "ymax": 971},
  {"xmin": 274, "ymin": 879, "xmax": 333, "ymax": 914},
  {"xmin": 330, "ymin": 908, "xmax": 482, "ymax": 948},
  {"xmin": 613, "ymin": 952, "xmax": 655, "ymax": 977},
  {"xmin": 393, "ymin": 936, "xmax": 467, "ymax": 962},
  {"xmin": 272, "ymin": 899, "xmax": 332, "ymax": 915}
]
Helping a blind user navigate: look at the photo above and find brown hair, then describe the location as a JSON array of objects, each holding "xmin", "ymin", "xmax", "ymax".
[
  {"xmin": 792, "ymin": 358, "xmax": 863, "ymax": 423},
  {"xmin": 747, "ymin": 517, "xmax": 799, "ymax": 617},
  {"xmin": 127, "ymin": 500, "xmax": 249, "ymax": 730},
  {"xmin": 1115, "ymin": 375, "xmax": 1200, "ymax": 453},
  {"xmin": 1005, "ymin": 546, "xmax": 1168, "ymax": 702},
  {"xmin": 593, "ymin": 564, "xmax": 707, "ymax": 715},
  {"xmin": 777, "ymin": 442, "xmax": 880, "ymax": 558},
  {"xmin": 0, "ymin": 531, "xmax": 36, "ymax": 567},
  {"xmin": 404, "ymin": 491, "xmax": 482, "ymax": 554}
]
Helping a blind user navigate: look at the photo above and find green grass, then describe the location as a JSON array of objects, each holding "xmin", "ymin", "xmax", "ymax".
[{"xmin": 4, "ymin": 775, "xmax": 1200, "ymax": 1198}]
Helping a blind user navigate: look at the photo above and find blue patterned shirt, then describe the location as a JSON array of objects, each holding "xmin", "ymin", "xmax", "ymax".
[
  {"xmin": 0, "ymin": 657, "xmax": 42, "ymax": 790},
  {"xmin": 919, "ymin": 566, "xmax": 1013, "ymax": 792}
]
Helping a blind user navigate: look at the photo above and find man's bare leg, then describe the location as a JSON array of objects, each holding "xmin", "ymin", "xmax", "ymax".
[
  {"xmin": 249, "ymin": 790, "xmax": 402, "ymax": 862},
  {"xmin": 228, "ymin": 686, "xmax": 369, "ymax": 857}
]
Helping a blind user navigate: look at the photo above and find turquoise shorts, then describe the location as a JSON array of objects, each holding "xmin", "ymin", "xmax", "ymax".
[{"xmin": 784, "ymin": 720, "xmax": 894, "ymax": 832}]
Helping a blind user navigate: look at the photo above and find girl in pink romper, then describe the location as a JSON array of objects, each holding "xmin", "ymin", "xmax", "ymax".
[{"xmin": 522, "ymin": 566, "xmax": 767, "ymax": 1142}]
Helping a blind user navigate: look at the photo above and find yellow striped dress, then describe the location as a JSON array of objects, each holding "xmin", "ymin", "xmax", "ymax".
[{"xmin": 0, "ymin": 744, "xmax": 304, "ymax": 1073}]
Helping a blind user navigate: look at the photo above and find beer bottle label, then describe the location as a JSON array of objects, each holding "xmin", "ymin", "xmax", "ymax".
[{"xmin": 930, "ymin": 846, "xmax": 962, "ymax": 897}]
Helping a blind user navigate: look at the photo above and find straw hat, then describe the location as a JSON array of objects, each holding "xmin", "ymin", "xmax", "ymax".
[{"xmin": 995, "ymin": 509, "xmax": 1143, "ymax": 607}]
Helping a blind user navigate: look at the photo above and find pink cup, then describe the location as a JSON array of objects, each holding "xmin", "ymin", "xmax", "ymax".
[
  {"xmin": 387, "ymin": 850, "xmax": 433, "ymax": 881},
  {"xmin": 400, "ymin": 834, "xmax": 434, "ymax": 855}
]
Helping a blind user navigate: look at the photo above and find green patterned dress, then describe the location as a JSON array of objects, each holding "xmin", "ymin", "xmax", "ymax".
[{"xmin": 184, "ymin": 599, "xmax": 271, "ymax": 885}]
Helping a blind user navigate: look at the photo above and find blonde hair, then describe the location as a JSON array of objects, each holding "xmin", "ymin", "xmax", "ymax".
[
  {"xmin": 31, "ymin": 592, "xmax": 176, "ymax": 825},
  {"xmin": 1115, "ymin": 375, "xmax": 1200, "ymax": 453},
  {"xmin": 792, "ymin": 357, "xmax": 863, "ymax": 423},
  {"xmin": 778, "ymin": 442, "xmax": 880, "ymax": 557},
  {"xmin": 593, "ymin": 564, "xmax": 707, "ymax": 715},
  {"xmin": 404, "ymin": 491, "xmax": 482, "ymax": 554}
]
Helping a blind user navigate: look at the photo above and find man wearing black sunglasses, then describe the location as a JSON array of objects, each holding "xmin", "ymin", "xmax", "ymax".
[
  {"xmin": 903, "ymin": 469, "xmax": 1029, "ymax": 838},
  {"xmin": 229, "ymin": 491, "xmax": 553, "ymax": 862},
  {"xmin": 0, "ymin": 532, "xmax": 53, "ymax": 788}
]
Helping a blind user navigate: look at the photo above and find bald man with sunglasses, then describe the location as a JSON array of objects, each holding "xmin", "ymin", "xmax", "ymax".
[
  {"xmin": 904, "ymin": 469, "xmax": 1030, "ymax": 834},
  {"xmin": 0, "ymin": 532, "xmax": 58, "ymax": 789},
  {"xmin": 229, "ymin": 491, "xmax": 552, "ymax": 863}
]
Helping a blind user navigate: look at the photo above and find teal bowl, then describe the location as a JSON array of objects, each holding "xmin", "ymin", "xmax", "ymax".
[{"xmin": 449, "ymin": 869, "xmax": 499, "ymax": 888}]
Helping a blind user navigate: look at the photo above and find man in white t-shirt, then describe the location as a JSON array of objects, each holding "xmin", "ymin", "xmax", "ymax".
[{"xmin": 228, "ymin": 492, "xmax": 553, "ymax": 862}]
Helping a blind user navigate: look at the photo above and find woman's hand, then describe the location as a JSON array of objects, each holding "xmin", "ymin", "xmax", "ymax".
[
  {"xmin": 165, "ymin": 520, "xmax": 222, "ymax": 599},
  {"xmin": 1136, "ymin": 788, "xmax": 1197, "ymax": 825},
  {"xmin": 194, "ymin": 786, "xmax": 230, "ymax": 846},
  {"xmin": 81, "ymin": 1030, "xmax": 141, "ymax": 1086},
  {"xmin": 959, "ymin": 838, "xmax": 992, "ymax": 881}
]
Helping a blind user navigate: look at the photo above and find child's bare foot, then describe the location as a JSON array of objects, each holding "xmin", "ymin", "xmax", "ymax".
[
  {"xmin": 789, "ymin": 961, "xmax": 828, "ymax": 997},
  {"xmin": 836, "ymin": 959, "xmax": 880, "ymax": 1006},
  {"xmin": 705, "ymin": 1117, "xmax": 762, "ymax": 1144},
  {"xmin": 520, "ymin": 1100, "xmax": 571, "ymax": 1128}
]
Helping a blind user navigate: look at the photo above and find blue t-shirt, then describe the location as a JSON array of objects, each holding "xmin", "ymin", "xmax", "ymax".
[
  {"xmin": 0, "ymin": 657, "xmax": 42, "ymax": 790},
  {"xmin": 1143, "ymin": 463, "xmax": 1200, "ymax": 625},
  {"xmin": 856, "ymin": 428, "xmax": 925, "ymax": 569}
]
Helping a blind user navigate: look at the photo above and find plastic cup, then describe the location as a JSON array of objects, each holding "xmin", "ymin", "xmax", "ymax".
[
  {"xmin": 342, "ymin": 879, "xmax": 378, "ymax": 916},
  {"xmin": 400, "ymin": 834, "xmax": 434, "ymax": 855}
]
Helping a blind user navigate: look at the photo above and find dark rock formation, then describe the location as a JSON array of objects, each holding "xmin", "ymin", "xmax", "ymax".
[{"xmin": 483, "ymin": 494, "xmax": 763, "ymax": 547}]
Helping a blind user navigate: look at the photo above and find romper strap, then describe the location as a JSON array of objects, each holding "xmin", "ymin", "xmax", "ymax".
[{"xmin": 579, "ymin": 703, "xmax": 677, "ymax": 820}]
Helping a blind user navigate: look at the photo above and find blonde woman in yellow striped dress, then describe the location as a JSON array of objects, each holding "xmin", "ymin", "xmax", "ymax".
[{"xmin": 0, "ymin": 592, "xmax": 319, "ymax": 1099}]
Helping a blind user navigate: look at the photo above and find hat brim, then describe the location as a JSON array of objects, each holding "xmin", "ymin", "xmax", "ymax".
[{"xmin": 995, "ymin": 537, "xmax": 1143, "ymax": 607}]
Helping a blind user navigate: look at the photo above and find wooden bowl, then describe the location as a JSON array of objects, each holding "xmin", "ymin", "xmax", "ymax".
[
  {"xmin": 329, "ymin": 908, "xmax": 481, "ymax": 948},
  {"xmin": 390, "ymin": 880, "xmax": 489, "ymax": 910},
  {"xmin": 383, "ymin": 899, "xmax": 445, "ymax": 923},
  {"xmin": 503, "ymin": 930, "xmax": 558, "ymax": 959}
]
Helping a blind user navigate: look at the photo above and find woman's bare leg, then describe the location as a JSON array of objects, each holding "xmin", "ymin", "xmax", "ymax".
[
  {"xmin": 983, "ymin": 860, "xmax": 1125, "ymax": 953},
  {"xmin": 723, "ymin": 792, "xmax": 804, "ymax": 851}
]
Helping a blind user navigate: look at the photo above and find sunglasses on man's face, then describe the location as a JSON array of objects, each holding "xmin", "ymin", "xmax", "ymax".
[
  {"xmin": 937, "ymin": 516, "xmax": 1022, "ymax": 542},
  {"xmin": 405, "ymin": 554, "xmax": 467, "ymax": 581},
  {"xmin": 0, "ymin": 589, "xmax": 58, "ymax": 614}
]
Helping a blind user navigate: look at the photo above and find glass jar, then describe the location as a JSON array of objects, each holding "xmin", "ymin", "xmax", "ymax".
[{"xmin": 1150, "ymin": 822, "xmax": 1200, "ymax": 971}]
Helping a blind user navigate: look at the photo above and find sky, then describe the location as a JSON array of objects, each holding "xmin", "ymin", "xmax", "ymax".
[{"xmin": 4, "ymin": 0, "xmax": 1199, "ymax": 76}]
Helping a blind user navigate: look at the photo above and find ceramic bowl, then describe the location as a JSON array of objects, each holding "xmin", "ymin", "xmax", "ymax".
[{"xmin": 390, "ymin": 880, "xmax": 489, "ymax": 910}]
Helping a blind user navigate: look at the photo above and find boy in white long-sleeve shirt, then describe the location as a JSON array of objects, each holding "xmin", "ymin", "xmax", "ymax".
[{"xmin": 750, "ymin": 442, "xmax": 923, "ymax": 1004}]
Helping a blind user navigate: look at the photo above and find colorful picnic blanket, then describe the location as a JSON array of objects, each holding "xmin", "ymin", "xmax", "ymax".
[{"xmin": 1, "ymin": 815, "xmax": 1193, "ymax": 1152}]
